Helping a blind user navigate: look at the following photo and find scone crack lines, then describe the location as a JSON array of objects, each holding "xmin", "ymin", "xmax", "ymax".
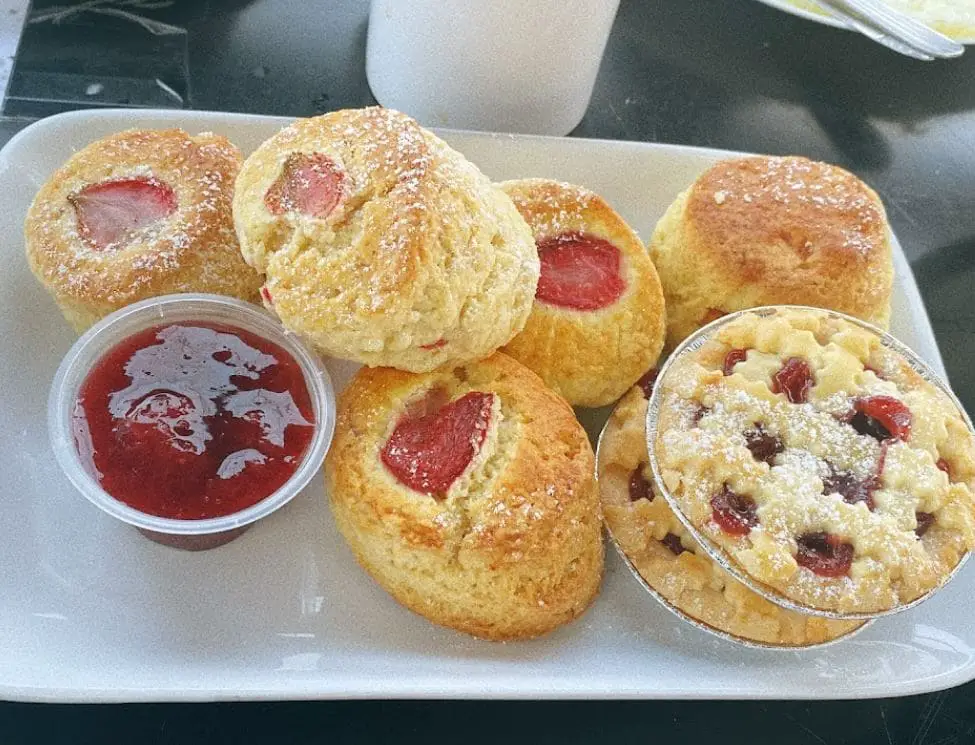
[
  {"xmin": 658, "ymin": 314, "xmax": 975, "ymax": 610},
  {"xmin": 237, "ymin": 108, "xmax": 538, "ymax": 371}
]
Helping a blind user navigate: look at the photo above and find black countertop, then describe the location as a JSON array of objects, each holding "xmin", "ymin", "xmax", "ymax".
[{"xmin": 3, "ymin": 0, "xmax": 975, "ymax": 742}]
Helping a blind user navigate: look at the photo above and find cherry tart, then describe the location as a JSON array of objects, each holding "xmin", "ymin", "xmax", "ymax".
[
  {"xmin": 498, "ymin": 179, "xmax": 666, "ymax": 408},
  {"xmin": 599, "ymin": 385, "xmax": 865, "ymax": 646},
  {"xmin": 651, "ymin": 307, "xmax": 975, "ymax": 617},
  {"xmin": 25, "ymin": 129, "xmax": 261, "ymax": 332},
  {"xmin": 324, "ymin": 352, "xmax": 603, "ymax": 640}
]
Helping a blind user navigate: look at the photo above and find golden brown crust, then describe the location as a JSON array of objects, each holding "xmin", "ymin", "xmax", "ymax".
[
  {"xmin": 499, "ymin": 179, "xmax": 666, "ymax": 407},
  {"xmin": 599, "ymin": 387, "xmax": 864, "ymax": 645},
  {"xmin": 24, "ymin": 128, "xmax": 261, "ymax": 331},
  {"xmin": 325, "ymin": 352, "xmax": 603, "ymax": 640},
  {"xmin": 654, "ymin": 308, "xmax": 975, "ymax": 615},
  {"xmin": 650, "ymin": 156, "xmax": 893, "ymax": 348},
  {"xmin": 233, "ymin": 108, "xmax": 539, "ymax": 373}
]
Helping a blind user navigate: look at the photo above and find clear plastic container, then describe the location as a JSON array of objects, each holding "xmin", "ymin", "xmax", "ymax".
[{"xmin": 48, "ymin": 294, "xmax": 336, "ymax": 551}]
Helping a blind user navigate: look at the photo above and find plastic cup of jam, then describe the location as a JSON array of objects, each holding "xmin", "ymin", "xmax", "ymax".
[{"xmin": 48, "ymin": 293, "xmax": 336, "ymax": 551}]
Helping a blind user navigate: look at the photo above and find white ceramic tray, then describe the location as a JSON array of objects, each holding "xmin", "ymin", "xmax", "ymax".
[{"xmin": 2, "ymin": 109, "xmax": 973, "ymax": 703}]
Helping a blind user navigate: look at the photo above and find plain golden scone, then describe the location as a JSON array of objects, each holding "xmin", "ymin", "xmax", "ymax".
[
  {"xmin": 498, "ymin": 179, "xmax": 666, "ymax": 408},
  {"xmin": 654, "ymin": 307, "xmax": 975, "ymax": 616},
  {"xmin": 25, "ymin": 128, "xmax": 261, "ymax": 332},
  {"xmin": 599, "ymin": 385, "xmax": 864, "ymax": 646},
  {"xmin": 233, "ymin": 107, "xmax": 539, "ymax": 373},
  {"xmin": 649, "ymin": 156, "xmax": 893, "ymax": 348},
  {"xmin": 325, "ymin": 352, "xmax": 603, "ymax": 640}
]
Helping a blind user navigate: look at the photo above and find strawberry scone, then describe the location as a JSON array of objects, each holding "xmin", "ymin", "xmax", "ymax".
[
  {"xmin": 325, "ymin": 352, "xmax": 603, "ymax": 640},
  {"xmin": 499, "ymin": 179, "xmax": 665, "ymax": 408},
  {"xmin": 25, "ymin": 128, "xmax": 261, "ymax": 331}
]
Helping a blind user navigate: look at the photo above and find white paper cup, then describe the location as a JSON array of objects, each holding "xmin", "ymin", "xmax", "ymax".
[{"xmin": 366, "ymin": 0, "xmax": 620, "ymax": 136}]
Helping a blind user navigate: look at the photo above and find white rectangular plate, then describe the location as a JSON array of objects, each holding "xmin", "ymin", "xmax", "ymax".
[{"xmin": 2, "ymin": 109, "xmax": 972, "ymax": 703}]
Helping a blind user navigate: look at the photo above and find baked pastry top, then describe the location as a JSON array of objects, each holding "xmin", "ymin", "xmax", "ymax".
[
  {"xmin": 499, "ymin": 178, "xmax": 666, "ymax": 408},
  {"xmin": 325, "ymin": 352, "xmax": 603, "ymax": 640},
  {"xmin": 600, "ymin": 384, "xmax": 864, "ymax": 645},
  {"xmin": 653, "ymin": 307, "xmax": 975, "ymax": 615},
  {"xmin": 233, "ymin": 107, "xmax": 539, "ymax": 372},
  {"xmin": 25, "ymin": 128, "xmax": 261, "ymax": 331},
  {"xmin": 650, "ymin": 156, "xmax": 893, "ymax": 348}
]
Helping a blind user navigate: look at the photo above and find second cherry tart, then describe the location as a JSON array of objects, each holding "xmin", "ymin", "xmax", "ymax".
[
  {"xmin": 324, "ymin": 352, "xmax": 603, "ymax": 640},
  {"xmin": 498, "ymin": 178, "xmax": 666, "ymax": 408},
  {"xmin": 598, "ymin": 384, "xmax": 865, "ymax": 646},
  {"xmin": 651, "ymin": 307, "xmax": 975, "ymax": 617}
]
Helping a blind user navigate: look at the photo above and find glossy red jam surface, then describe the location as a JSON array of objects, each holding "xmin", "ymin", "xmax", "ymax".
[
  {"xmin": 535, "ymin": 232, "xmax": 626, "ymax": 310},
  {"xmin": 70, "ymin": 177, "xmax": 177, "ymax": 251},
  {"xmin": 381, "ymin": 390, "xmax": 495, "ymax": 497},
  {"xmin": 264, "ymin": 152, "xmax": 347, "ymax": 218},
  {"xmin": 73, "ymin": 323, "xmax": 315, "ymax": 520}
]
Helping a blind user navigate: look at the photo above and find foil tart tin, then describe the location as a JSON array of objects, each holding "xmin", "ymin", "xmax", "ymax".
[
  {"xmin": 644, "ymin": 305, "xmax": 974, "ymax": 621},
  {"xmin": 595, "ymin": 414, "xmax": 872, "ymax": 649}
]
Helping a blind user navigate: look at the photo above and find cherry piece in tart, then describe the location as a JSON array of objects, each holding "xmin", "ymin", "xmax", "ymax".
[
  {"xmin": 795, "ymin": 532, "xmax": 855, "ymax": 577},
  {"xmin": 771, "ymin": 357, "xmax": 814, "ymax": 404},
  {"xmin": 629, "ymin": 464, "xmax": 655, "ymax": 502},
  {"xmin": 915, "ymin": 512, "xmax": 936, "ymax": 537},
  {"xmin": 660, "ymin": 532, "xmax": 688, "ymax": 556},
  {"xmin": 70, "ymin": 177, "xmax": 177, "ymax": 251},
  {"xmin": 264, "ymin": 152, "xmax": 347, "ymax": 218},
  {"xmin": 744, "ymin": 425, "xmax": 784, "ymax": 466},
  {"xmin": 711, "ymin": 484, "xmax": 759, "ymax": 536},
  {"xmin": 850, "ymin": 395, "xmax": 912, "ymax": 442},
  {"xmin": 822, "ymin": 467, "xmax": 876, "ymax": 511},
  {"xmin": 936, "ymin": 458, "xmax": 952, "ymax": 479},
  {"xmin": 381, "ymin": 391, "xmax": 494, "ymax": 497},
  {"xmin": 636, "ymin": 368, "xmax": 659, "ymax": 399},
  {"xmin": 534, "ymin": 232, "xmax": 626, "ymax": 311},
  {"xmin": 723, "ymin": 348, "xmax": 748, "ymax": 376}
]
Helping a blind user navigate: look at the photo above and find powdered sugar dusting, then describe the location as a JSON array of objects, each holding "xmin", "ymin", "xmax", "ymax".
[
  {"xmin": 692, "ymin": 155, "xmax": 884, "ymax": 258},
  {"xmin": 27, "ymin": 128, "xmax": 257, "ymax": 309},
  {"xmin": 655, "ymin": 308, "xmax": 975, "ymax": 613}
]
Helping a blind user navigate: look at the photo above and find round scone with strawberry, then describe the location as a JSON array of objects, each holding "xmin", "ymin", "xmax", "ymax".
[
  {"xmin": 651, "ymin": 307, "xmax": 975, "ymax": 617},
  {"xmin": 650, "ymin": 156, "xmax": 893, "ymax": 348},
  {"xmin": 233, "ymin": 107, "xmax": 539, "ymax": 373},
  {"xmin": 499, "ymin": 179, "xmax": 665, "ymax": 408},
  {"xmin": 25, "ymin": 129, "xmax": 261, "ymax": 331},
  {"xmin": 599, "ymin": 383, "xmax": 865, "ymax": 646},
  {"xmin": 325, "ymin": 352, "xmax": 603, "ymax": 640}
]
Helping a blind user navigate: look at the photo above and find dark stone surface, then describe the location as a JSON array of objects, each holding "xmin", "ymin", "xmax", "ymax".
[{"xmin": 3, "ymin": 0, "xmax": 975, "ymax": 741}]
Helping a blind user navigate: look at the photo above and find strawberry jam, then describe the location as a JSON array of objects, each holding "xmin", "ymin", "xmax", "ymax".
[{"xmin": 72, "ymin": 323, "xmax": 315, "ymax": 520}]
